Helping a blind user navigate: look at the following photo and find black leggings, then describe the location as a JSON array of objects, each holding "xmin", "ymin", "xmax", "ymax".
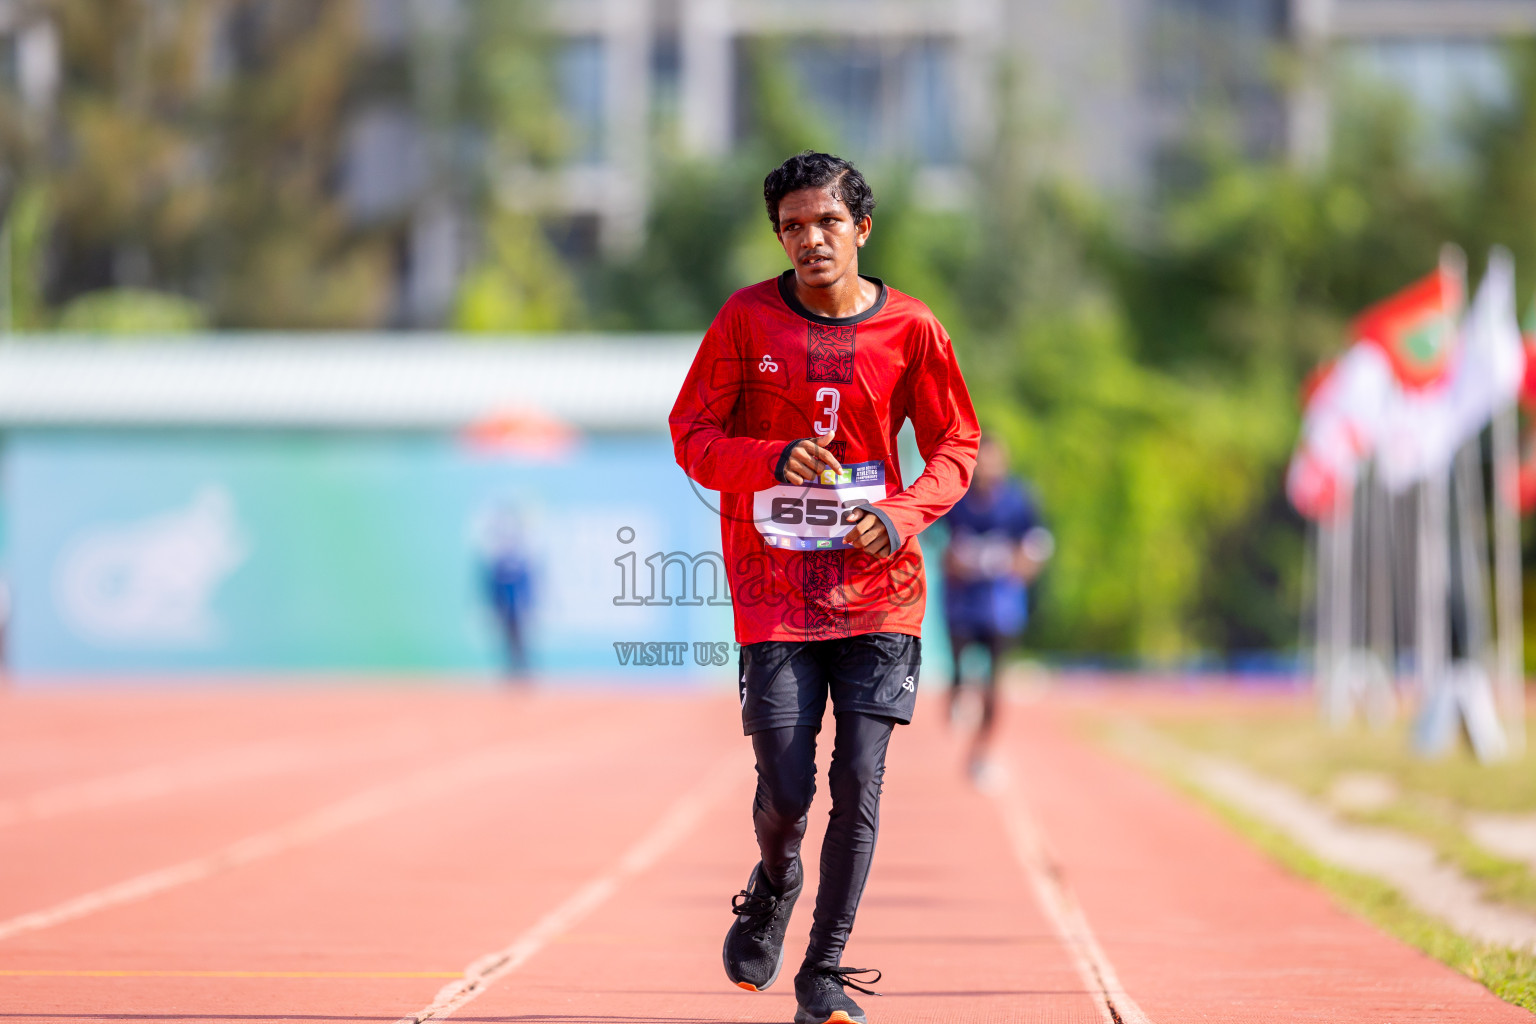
[{"xmin": 751, "ymin": 712, "xmax": 894, "ymax": 970}]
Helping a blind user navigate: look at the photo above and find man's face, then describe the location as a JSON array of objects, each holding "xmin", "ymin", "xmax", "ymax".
[{"xmin": 775, "ymin": 186, "xmax": 871, "ymax": 290}]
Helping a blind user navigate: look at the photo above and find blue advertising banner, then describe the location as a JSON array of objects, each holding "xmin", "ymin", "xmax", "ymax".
[{"xmin": 3, "ymin": 431, "xmax": 738, "ymax": 679}]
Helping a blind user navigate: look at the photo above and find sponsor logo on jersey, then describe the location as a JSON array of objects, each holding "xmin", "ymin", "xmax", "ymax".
[
  {"xmin": 758, "ymin": 354, "xmax": 779, "ymax": 373},
  {"xmin": 820, "ymin": 467, "xmax": 853, "ymax": 485}
]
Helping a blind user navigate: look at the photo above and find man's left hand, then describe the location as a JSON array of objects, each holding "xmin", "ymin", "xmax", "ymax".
[{"xmin": 844, "ymin": 508, "xmax": 893, "ymax": 558}]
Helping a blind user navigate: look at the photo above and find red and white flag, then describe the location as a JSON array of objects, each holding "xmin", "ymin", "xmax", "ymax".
[
  {"xmin": 1376, "ymin": 250, "xmax": 1522, "ymax": 492},
  {"xmin": 1287, "ymin": 255, "xmax": 1476, "ymax": 517}
]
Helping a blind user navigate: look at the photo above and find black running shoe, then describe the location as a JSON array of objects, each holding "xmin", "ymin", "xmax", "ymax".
[
  {"xmin": 722, "ymin": 860, "xmax": 801, "ymax": 991},
  {"xmin": 793, "ymin": 965, "xmax": 882, "ymax": 1024}
]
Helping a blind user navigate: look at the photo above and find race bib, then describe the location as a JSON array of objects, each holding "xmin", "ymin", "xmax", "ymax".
[{"xmin": 754, "ymin": 460, "xmax": 887, "ymax": 551}]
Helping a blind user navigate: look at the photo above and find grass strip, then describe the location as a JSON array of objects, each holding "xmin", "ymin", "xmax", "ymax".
[
  {"xmin": 1152, "ymin": 714, "xmax": 1536, "ymax": 916},
  {"xmin": 1106, "ymin": 726, "xmax": 1536, "ymax": 1014},
  {"xmin": 1352, "ymin": 800, "xmax": 1536, "ymax": 916},
  {"xmin": 1152, "ymin": 714, "xmax": 1536, "ymax": 814}
]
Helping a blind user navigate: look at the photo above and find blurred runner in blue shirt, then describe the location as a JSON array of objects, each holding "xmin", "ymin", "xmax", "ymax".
[
  {"xmin": 478, "ymin": 504, "xmax": 535, "ymax": 682},
  {"xmin": 941, "ymin": 436, "xmax": 1052, "ymax": 780}
]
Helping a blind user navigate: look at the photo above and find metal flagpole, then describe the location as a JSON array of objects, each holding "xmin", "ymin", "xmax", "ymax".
[
  {"xmin": 1417, "ymin": 475, "xmax": 1449, "ymax": 706},
  {"xmin": 1414, "ymin": 245, "xmax": 1468, "ymax": 742},
  {"xmin": 1454, "ymin": 439, "xmax": 1492, "ymax": 670},
  {"xmin": 1366, "ymin": 463, "xmax": 1397, "ymax": 725},
  {"xmin": 1325, "ymin": 486, "xmax": 1355, "ymax": 727},
  {"xmin": 1492, "ymin": 399, "xmax": 1526, "ymax": 755},
  {"xmin": 1449, "ymin": 436, "xmax": 1507, "ymax": 760},
  {"xmin": 1394, "ymin": 485, "xmax": 1419, "ymax": 686},
  {"xmin": 1300, "ymin": 515, "xmax": 1319, "ymax": 694},
  {"xmin": 1315, "ymin": 510, "xmax": 1335, "ymax": 720}
]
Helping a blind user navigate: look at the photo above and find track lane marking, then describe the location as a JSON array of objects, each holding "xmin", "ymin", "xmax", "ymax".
[
  {"xmin": 0, "ymin": 969, "xmax": 462, "ymax": 979},
  {"xmin": 0, "ymin": 738, "xmax": 603, "ymax": 943},
  {"xmin": 0, "ymin": 724, "xmax": 445, "ymax": 829},
  {"xmin": 990, "ymin": 771, "xmax": 1153, "ymax": 1024},
  {"xmin": 394, "ymin": 752, "xmax": 746, "ymax": 1024}
]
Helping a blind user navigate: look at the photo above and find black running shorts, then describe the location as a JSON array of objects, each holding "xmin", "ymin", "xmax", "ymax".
[{"xmin": 738, "ymin": 632, "xmax": 922, "ymax": 735}]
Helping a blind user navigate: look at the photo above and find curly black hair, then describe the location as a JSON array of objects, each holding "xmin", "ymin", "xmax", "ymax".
[{"xmin": 762, "ymin": 151, "xmax": 877, "ymax": 233}]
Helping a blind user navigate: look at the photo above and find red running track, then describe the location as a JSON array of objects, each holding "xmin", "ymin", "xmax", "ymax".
[{"xmin": 0, "ymin": 685, "xmax": 1527, "ymax": 1023}]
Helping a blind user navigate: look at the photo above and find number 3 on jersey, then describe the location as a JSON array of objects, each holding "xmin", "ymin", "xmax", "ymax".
[{"xmin": 814, "ymin": 387, "xmax": 839, "ymax": 436}]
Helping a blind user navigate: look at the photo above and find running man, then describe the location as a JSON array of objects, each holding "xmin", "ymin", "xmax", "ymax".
[
  {"xmin": 941, "ymin": 435, "xmax": 1052, "ymax": 781},
  {"xmin": 669, "ymin": 151, "xmax": 979, "ymax": 1024}
]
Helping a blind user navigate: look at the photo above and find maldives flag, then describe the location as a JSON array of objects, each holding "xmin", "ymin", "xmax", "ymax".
[
  {"xmin": 1518, "ymin": 297, "xmax": 1536, "ymax": 514},
  {"xmin": 1375, "ymin": 249, "xmax": 1523, "ymax": 493},
  {"xmin": 1519, "ymin": 297, "xmax": 1536, "ymax": 412},
  {"xmin": 1353, "ymin": 265, "xmax": 1463, "ymax": 391}
]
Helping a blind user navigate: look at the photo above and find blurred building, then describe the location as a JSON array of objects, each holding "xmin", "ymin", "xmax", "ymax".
[
  {"xmin": 527, "ymin": 0, "xmax": 1536, "ymax": 247},
  {"xmin": 2, "ymin": 0, "xmax": 1535, "ymax": 326},
  {"xmin": 518, "ymin": 0, "xmax": 1001, "ymax": 254},
  {"xmin": 1305, "ymin": 1, "xmax": 1536, "ymax": 166}
]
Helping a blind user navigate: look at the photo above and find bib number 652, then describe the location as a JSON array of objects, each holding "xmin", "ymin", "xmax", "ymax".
[{"xmin": 770, "ymin": 496, "xmax": 864, "ymax": 527}]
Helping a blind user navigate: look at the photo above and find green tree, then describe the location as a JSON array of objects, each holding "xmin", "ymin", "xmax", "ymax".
[
  {"xmin": 1, "ymin": 0, "xmax": 395, "ymax": 329},
  {"xmin": 202, "ymin": 1, "xmax": 391, "ymax": 327},
  {"xmin": 453, "ymin": 211, "xmax": 580, "ymax": 331},
  {"xmin": 1462, "ymin": 42, "xmax": 1536, "ymax": 301},
  {"xmin": 1, "ymin": 0, "xmax": 218, "ymax": 325},
  {"xmin": 449, "ymin": 0, "xmax": 585, "ymax": 332}
]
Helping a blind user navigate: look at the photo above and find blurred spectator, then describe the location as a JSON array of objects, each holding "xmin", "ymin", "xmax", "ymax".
[
  {"xmin": 477, "ymin": 505, "xmax": 535, "ymax": 682},
  {"xmin": 942, "ymin": 436, "xmax": 1053, "ymax": 782}
]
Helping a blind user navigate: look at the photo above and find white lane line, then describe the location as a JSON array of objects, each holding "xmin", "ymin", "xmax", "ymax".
[
  {"xmin": 0, "ymin": 726, "xmax": 432, "ymax": 829},
  {"xmin": 990, "ymin": 775, "xmax": 1152, "ymax": 1024},
  {"xmin": 0, "ymin": 739, "xmax": 591, "ymax": 943},
  {"xmin": 395, "ymin": 752, "xmax": 746, "ymax": 1024}
]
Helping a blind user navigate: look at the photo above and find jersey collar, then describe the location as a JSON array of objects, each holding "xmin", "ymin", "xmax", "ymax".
[{"xmin": 776, "ymin": 270, "xmax": 888, "ymax": 327}]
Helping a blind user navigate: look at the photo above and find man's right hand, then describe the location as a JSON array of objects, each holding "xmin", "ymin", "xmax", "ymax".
[{"xmin": 782, "ymin": 431, "xmax": 841, "ymax": 485}]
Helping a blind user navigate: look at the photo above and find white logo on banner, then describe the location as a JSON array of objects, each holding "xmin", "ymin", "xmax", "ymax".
[{"xmin": 54, "ymin": 486, "xmax": 249, "ymax": 646}]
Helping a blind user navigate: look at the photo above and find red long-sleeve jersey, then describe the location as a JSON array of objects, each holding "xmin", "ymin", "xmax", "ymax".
[{"xmin": 669, "ymin": 272, "xmax": 980, "ymax": 643}]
